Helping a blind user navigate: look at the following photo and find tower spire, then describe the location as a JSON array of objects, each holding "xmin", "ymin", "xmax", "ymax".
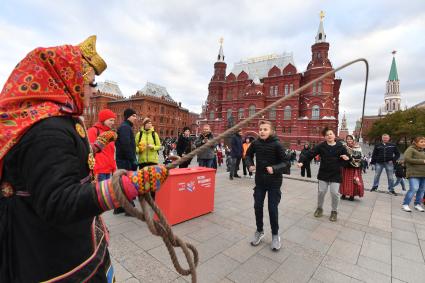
[
  {"xmin": 217, "ymin": 37, "xmax": 225, "ymax": 62},
  {"xmin": 315, "ymin": 11, "xmax": 327, "ymax": 43},
  {"xmin": 388, "ymin": 51, "xmax": 399, "ymax": 81}
]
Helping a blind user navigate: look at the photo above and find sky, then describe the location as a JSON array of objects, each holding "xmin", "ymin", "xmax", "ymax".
[{"xmin": 1, "ymin": 0, "xmax": 424, "ymax": 132}]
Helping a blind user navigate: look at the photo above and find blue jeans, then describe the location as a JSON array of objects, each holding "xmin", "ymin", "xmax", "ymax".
[
  {"xmin": 402, "ymin": 177, "xmax": 425, "ymax": 206},
  {"xmin": 394, "ymin": 177, "xmax": 406, "ymax": 191},
  {"xmin": 198, "ymin": 158, "xmax": 214, "ymax": 168},
  {"xmin": 97, "ymin": 173, "xmax": 112, "ymax": 182},
  {"xmin": 372, "ymin": 162, "xmax": 394, "ymax": 192}
]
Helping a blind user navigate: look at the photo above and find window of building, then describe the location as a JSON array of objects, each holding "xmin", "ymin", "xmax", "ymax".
[
  {"xmin": 318, "ymin": 82, "xmax": 322, "ymax": 95},
  {"xmin": 392, "ymin": 102, "xmax": 396, "ymax": 111},
  {"xmin": 227, "ymin": 108, "xmax": 232, "ymax": 119},
  {"xmin": 209, "ymin": 111, "xmax": 214, "ymax": 120},
  {"xmin": 249, "ymin": 105, "xmax": 256, "ymax": 117},
  {"xmin": 288, "ymin": 126, "xmax": 292, "ymax": 133},
  {"xmin": 282, "ymin": 127, "xmax": 285, "ymax": 133},
  {"xmin": 269, "ymin": 107, "xmax": 276, "ymax": 120},
  {"xmin": 160, "ymin": 106, "xmax": 165, "ymax": 114},
  {"xmin": 269, "ymin": 86, "xmax": 273, "ymax": 96},
  {"xmin": 171, "ymin": 130, "xmax": 174, "ymax": 136},
  {"xmin": 238, "ymin": 108, "xmax": 244, "ymax": 119},
  {"xmin": 227, "ymin": 90, "xmax": 232, "ymax": 100},
  {"xmin": 160, "ymin": 116, "xmax": 164, "ymax": 123},
  {"xmin": 284, "ymin": 106, "xmax": 291, "ymax": 120},
  {"xmin": 312, "ymin": 82, "xmax": 316, "ymax": 95},
  {"xmin": 274, "ymin": 86, "xmax": 278, "ymax": 96},
  {"xmin": 297, "ymin": 140, "xmax": 301, "ymax": 145},
  {"xmin": 312, "ymin": 105, "xmax": 320, "ymax": 120},
  {"xmin": 284, "ymin": 84, "xmax": 289, "ymax": 96},
  {"xmin": 289, "ymin": 84, "xmax": 294, "ymax": 94}
]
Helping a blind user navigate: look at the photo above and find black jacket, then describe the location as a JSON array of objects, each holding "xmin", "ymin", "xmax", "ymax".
[
  {"xmin": 394, "ymin": 162, "xmax": 406, "ymax": 178},
  {"xmin": 299, "ymin": 146, "xmax": 312, "ymax": 166},
  {"xmin": 176, "ymin": 135, "xmax": 192, "ymax": 156},
  {"xmin": 230, "ymin": 133, "xmax": 243, "ymax": 158},
  {"xmin": 299, "ymin": 141, "xmax": 348, "ymax": 183},
  {"xmin": 371, "ymin": 142, "xmax": 400, "ymax": 164},
  {"xmin": 115, "ymin": 120, "xmax": 136, "ymax": 162},
  {"xmin": 1, "ymin": 116, "xmax": 107, "ymax": 282},
  {"xmin": 246, "ymin": 136, "xmax": 289, "ymax": 186}
]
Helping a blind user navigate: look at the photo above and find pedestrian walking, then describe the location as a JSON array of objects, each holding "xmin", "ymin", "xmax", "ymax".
[
  {"xmin": 299, "ymin": 144, "xmax": 312, "ymax": 178},
  {"xmin": 401, "ymin": 136, "xmax": 425, "ymax": 212},
  {"xmin": 370, "ymin": 134, "xmax": 400, "ymax": 195}
]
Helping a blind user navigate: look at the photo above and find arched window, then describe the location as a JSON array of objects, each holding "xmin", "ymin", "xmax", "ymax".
[
  {"xmin": 249, "ymin": 105, "xmax": 256, "ymax": 117},
  {"xmin": 238, "ymin": 108, "xmax": 244, "ymax": 119},
  {"xmin": 312, "ymin": 83, "xmax": 316, "ymax": 95},
  {"xmin": 312, "ymin": 105, "xmax": 320, "ymax": 120},
  {"xmin": 269, "ymin": 107, "xmax": 276, "ymax": 120},
  {"xmin": 318, "ymin": 33, "xmax": 322, "ymax": 40},
  {"xmin": 392, "ymin": 102, "xmax": 396, "ymax": 111},
  {"xmin": 227, "ymin": 108, "xmax": 232, "ymax": 119},
  {"xmin": 284, "ymin": 85, "xmax": 289, "ymax": 96},
  {"xmin": 227, "ymin": 91, "xmax": 232, "ymax": 100},
  {"xmin": 318, "ymin": 82, "xmax": 322, "ymax": 94},
  {"xmin": 209, "ymin": 111, "xmax": 214, "ymax": 120},
  {"xmin": 284, "ymin": 106, "xmax": 291, "ymax": 120},
  {"xmin": 289, "ymin": 84, "xmax": 294, "ymax": 93}
]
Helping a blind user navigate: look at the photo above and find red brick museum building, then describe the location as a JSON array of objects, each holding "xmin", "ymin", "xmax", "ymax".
[{"xmin": 200, "ymin": 16, "xmax": 342, "ymax": 149}]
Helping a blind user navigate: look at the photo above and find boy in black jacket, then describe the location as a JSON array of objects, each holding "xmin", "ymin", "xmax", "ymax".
[
  {"xmin": 297, "ymin": 127, "xmax": 349, "ymax": 222},
  {"xmin": 246, "ymin": 120, "xmax": 289, "ymax": 251}
]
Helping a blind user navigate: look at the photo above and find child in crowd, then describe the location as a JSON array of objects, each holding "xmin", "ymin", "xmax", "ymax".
[
  {"xmin": 394, "ymin": 160, "xmax": 407, "ymax": 192},
  {"xmin": 297, "ymin": 127, "xmax": 349, "ymax": 222},
  {"xmin": 246, "ymin": 120, "xmax": 289, "ymax": 251}
]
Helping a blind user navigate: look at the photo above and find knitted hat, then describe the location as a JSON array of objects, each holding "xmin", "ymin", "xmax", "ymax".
[
  {"xmin": 142, "ymin": 117, "xmax": 152, "ymax": 126},
  {"xmin": 124, "ymin": 108, "xmax": 136, "ymax": 120},
  {"xmin": 98, "ymin": 109, "xmax": 116, "ymax": 122}
]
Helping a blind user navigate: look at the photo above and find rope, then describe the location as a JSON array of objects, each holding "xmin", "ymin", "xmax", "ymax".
[
  {"xmin": 110, "ymin": 58, "xmax": 369, "ymax": 283},
  {"xmin": 169, "ymin": 58, "xmax": 369, "ymax": 168},
  {"xmin": 111, "ymin": 170, "xmax": 199, "ymax": 282}
]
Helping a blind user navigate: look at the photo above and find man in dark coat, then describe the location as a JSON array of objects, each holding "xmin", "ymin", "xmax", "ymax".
[
  {"xmin": 176, "ymin": 126, "xmax": 193, "ymax": 168},
  {"xmin": 229, "ymin": 129, "xmax": 243, "ymax": 180},
  {"xmin": 370, "ymin": 133, "xmax": 400, "ymax": 195},
  {"xmin": 114, "ymin": 108, "xmax": 138, "ymax": 214},
  {"xmin": 116, "ymin": 108, "xmax": 138, "ymax": 171},
  {"xmin": 299, "ymin": 144, "xmax": 312, "ymax": 178}
]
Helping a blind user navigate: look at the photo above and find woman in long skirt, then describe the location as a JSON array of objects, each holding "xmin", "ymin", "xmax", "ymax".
[{"xmin": 340, "ymin": 135, "xmax": 364, "ymax": 201}]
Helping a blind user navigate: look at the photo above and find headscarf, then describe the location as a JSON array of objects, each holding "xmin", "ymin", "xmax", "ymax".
[{"xmin": 0, "ymin": 44, "xmax": 90, "ymax": 177}]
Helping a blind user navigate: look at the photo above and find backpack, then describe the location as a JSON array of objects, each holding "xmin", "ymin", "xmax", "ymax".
[{"xmin": 138, "ymin": 130, "xmax": 160, "ymax": 154}]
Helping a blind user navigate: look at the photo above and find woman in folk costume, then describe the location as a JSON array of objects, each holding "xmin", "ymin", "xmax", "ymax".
[
  {"xmin": 87, "ymin": 109, "xmax": 118, "ymax": 182},
  {"xmin": 0, "ymin": 36, "xmax": 169, "ymax": 282},
  {"xmin": 340, "ymin": 135, "xmax": 364, "ymax": 201}
]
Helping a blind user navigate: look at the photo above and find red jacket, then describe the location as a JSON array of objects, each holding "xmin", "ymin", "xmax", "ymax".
[{"xmin": 87, "ymin": 122, "xmax": 117, "ymax": 174}]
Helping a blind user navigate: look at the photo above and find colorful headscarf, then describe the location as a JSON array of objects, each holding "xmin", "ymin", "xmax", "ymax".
[{"xmin": 0, "ymin": 44, "xmax": 86, "ymax": 174}]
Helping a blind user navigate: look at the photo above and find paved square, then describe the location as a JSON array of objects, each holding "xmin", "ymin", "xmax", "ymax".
[{"xmin": 103, "ymin": 162, "xmax": 425, "ymax": 282}]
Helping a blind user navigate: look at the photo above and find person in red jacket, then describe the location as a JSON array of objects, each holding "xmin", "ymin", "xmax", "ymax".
[{"xmin": 88, "ymin": 109, "xmax": 117, "ymax": 182}]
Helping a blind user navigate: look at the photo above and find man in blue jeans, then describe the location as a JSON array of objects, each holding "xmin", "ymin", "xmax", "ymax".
[{"xmin": 370, "ymin": 134, "xmax": 400, "ymax": 195}]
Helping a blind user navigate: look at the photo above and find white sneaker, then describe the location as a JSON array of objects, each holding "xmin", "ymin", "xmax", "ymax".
[
  {"xmin": 271, "ymin": 235, "xmax": 281, "ymax": 251},
  {"xmin": 414, "ymin": 204, "xmax": 425, "ymax": 212},
  {"xmin": 402, "ymin": 205, "xmax": 412, "ymax": 212}
]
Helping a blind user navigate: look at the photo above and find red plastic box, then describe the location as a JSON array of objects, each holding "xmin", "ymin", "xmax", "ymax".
[{"xmin": 155, "ymin": 167, "xmax": 216, "ymax": 225}]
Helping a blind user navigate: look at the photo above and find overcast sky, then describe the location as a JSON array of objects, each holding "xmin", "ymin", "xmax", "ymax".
[{"xmin": 1, "ymin": 0, "xmax": 424, "ymax": 131}]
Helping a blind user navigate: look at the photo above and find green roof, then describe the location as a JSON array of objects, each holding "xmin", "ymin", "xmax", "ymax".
[{"xmin": 388, "ymin": 57, "xmax": 399, "ymax": 81}]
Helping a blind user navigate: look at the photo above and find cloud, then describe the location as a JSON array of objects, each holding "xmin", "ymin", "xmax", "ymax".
[{"xmin": 1, "ymin": 0, "xmax": 424, "ymax": 132}]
